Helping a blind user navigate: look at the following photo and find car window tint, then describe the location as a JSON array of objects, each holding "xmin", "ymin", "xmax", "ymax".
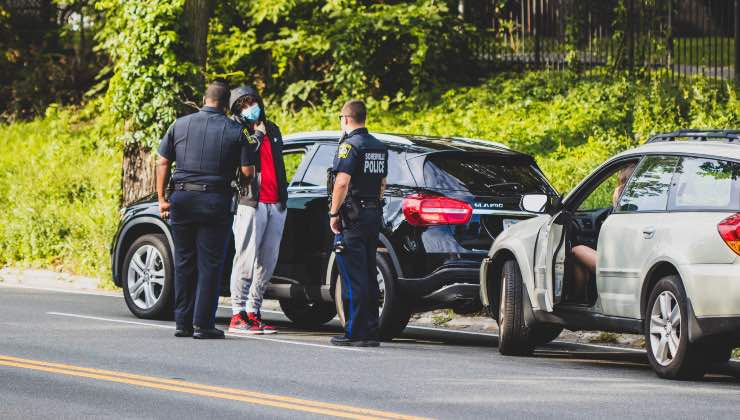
[
  {"xmin": 423, "ymin": 155, "xmax": 552, "ymax": 195},
  {"xmin": 387, "ymin": 150, "xmax": 416, "ymax": 187},
  {"xmin": 283, "ymin": 150, "xmax": 306, "ymax": 185},
  {"xmin": 298, "ymin": 144, "xmax": 337, "ymax": 187},
  {"xmin": 670, "ymin": 157, "xmax": 739, "ymax": 211},
  {"xmin": 618, "ymin": 156, "xmax": 678, "ymax": 212}
]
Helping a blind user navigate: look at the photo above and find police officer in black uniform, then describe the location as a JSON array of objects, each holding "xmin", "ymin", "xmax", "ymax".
[
  {"xmin": 156, "ymin": 81, "xmax": 255, "ymax": 339},
  {"xmin": 328, "ymin": 100, "xmax": 388, "ymax": 347}
]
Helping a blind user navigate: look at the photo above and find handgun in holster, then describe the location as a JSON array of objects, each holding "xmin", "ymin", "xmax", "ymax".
[
  {"xmin": 164, "ymin": 172, "xmax": 175, "ymax": 201},
  {"xmin": 229, "ymin": 169, "xmax": 247, "ymax": 215}
]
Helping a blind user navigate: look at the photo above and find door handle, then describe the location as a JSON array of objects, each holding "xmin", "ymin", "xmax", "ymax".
[{"xmin": 642, "ymin": 227, "xmax": 656, "ymax": 239}]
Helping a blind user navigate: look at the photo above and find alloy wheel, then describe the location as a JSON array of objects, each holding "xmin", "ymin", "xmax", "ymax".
[
  {"xmin": 649, "ymin": 291, "xmax": 681, "ymax": 366},
  {"xmin": 127, "ymin": 245, "xmax": 165, "ymax": 310}
]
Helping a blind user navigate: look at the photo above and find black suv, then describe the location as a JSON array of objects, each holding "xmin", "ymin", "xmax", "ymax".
[{"xmin": 111, "ymin": 131, "xmax": 557, "ymax": 339}]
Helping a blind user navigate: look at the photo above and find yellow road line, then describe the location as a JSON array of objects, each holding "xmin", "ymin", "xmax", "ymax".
[{"xmin": 0, "ymin": 355, "xmax": 429, "ymax": 420}]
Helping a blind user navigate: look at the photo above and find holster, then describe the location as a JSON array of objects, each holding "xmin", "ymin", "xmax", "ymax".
[
  {"xmin": 164, "ymin": 177, "xmax": 174, "ymax": 201},
  {"xmin": 340, "ymin": 198, "xmax": 361, "ymax": 225}
]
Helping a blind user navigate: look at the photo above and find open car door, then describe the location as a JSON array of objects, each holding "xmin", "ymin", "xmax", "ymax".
[{"xmin": 533, "ymin": 211, "xmax": 566, "ymax": 312}]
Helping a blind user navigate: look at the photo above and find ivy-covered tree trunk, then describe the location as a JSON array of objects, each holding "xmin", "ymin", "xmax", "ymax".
[{"xmin": 99, "ymin": 0, "xmax": 215, "ymax": 206}]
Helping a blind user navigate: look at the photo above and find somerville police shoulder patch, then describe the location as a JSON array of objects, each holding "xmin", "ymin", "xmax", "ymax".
[
  {"xmin": 338, "ymin": 143, "xmax": 352, "ymax": 159},
  {"xmin": 243, "ymin": 128, "xmax": 257, "ymax": 144}
]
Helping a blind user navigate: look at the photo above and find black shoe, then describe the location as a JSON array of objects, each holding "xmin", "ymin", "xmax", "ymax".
[
  {"xmin": 330, "ymin": 336, "xmax": 380, "ymax": 347},
  {"xmin": 193, "ymin": 327, "xmax": 225, "ymax": 339},
  {"xmin": 174, "ymin": 327, "xmax": 193, "ymax": 338}
]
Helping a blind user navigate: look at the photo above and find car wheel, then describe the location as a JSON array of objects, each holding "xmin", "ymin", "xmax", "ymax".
[
  {"xmin": 279, "ymin": 299, "xmax": 336, "ymax": 328},
  {"xmin": 498, "ymin": 259, "xmax": 535, "ymax": 356},
  {"xmin": 334, "ymin": 253, "xmax": 411, "ymax": 341},
  {"xmin": 645, "ymin": 275, "xmax": 706, "ymax": 380},
  {"xmin": 530, "ymin": 324, "xmax": 563, "ymax": 346},
  {"xmin": 122, "ymin": 234, "xmax": 173, "ymax": 320}
]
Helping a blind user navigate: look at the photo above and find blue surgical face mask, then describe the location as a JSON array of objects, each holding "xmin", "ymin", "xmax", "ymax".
[{"xmin": 241, "ymin": 104, "xmax": 261, "ymax": 122}]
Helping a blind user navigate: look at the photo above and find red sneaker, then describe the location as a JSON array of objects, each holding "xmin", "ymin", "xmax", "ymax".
[
  {"xmin": 228, "ymin": 312, "xmax": 262, "ymax": 335},
  {"xmin": 248, "ymin": 312, "xmax": 277, "ymax": 335}
]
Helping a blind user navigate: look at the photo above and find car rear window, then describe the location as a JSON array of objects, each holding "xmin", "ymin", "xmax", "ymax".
[
  {"xmin": 297, "ymin": 144, "xmax": 416, "ymax": 188},
  {"xmin": 669, "ymin": 157, "xmax": 740, "ymax": 211},
  {"xmin": 422, "ymin": 154, "xmax": 552, "ymax": 195}
]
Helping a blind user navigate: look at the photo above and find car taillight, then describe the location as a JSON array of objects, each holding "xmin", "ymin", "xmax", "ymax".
[
  {"xmin": 718, "ymin": 213, "xmax": 740, "ymax": 255},
  {"xmin": 402, "ymin": 194, "xmax": 472, "ymax": 226}
]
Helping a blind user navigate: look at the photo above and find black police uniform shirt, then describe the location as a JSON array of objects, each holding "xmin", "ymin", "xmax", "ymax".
[
  {"xmin": 331, "ymin": 128, "xmax": 388, "ymax": 199},
  {"xmin": 158, "ymin": 106, "xmax": 256, "ymax": 186}
]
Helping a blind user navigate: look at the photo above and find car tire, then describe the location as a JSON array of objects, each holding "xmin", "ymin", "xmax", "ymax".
[
  {"xmin": 644, "ymin": 275, "xmax": 706, "ymax": 380},
  {"xmin": 279, "ymin": 299, "xmax": 336, "ymax": 328},
  {"xmin": 498, "ymin": 259, "xmax": 535, "ymax": 356},
  {"xmin": 122, "ymin": 234, "xmax": 174, "ymax": 320},
  {"xmin": 530, "ymin": 324, "xmax": 563, "ymax": 346},
  {"xmin": 334, "ymin": 253, "xmax": 411, "ymax": 341}
]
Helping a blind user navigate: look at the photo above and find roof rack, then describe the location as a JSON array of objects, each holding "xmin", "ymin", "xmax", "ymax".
[{"xmin": 646, "ymin": 129, "xmax": 740, "ymax": 144}]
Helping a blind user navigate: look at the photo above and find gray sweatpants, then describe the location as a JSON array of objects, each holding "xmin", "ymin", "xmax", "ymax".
[{"xmin": 229, "ymin": 203, "xmax": 287, "ymax": 315}]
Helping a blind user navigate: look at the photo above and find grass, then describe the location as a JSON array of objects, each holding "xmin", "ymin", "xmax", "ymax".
[
  {"xmin": 432, "ymin": 309, "xmax": 454, "ymax": 326},
  {"xmin": 589, "ymin": 332, "xmax": 621, "ymax": 344},
  {"xmin": 0, "ymin": 102, "xmax": 120, "ymax": 282}
]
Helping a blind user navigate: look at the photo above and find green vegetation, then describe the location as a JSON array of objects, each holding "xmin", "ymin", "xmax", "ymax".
[
  {"xmin": 1, "ymin": 71, "xmax": 737, "ymax": 285},
  {"xmin": 589, "ymin": 332, "xmax": 620, "ymax": 344},
  {"xmin": 432, "ymin": 309, "xmax": 454, "ymax": 326},
  {"xmin": 0, "ymin": 102, "xmax": 119, "ymax": 278}
]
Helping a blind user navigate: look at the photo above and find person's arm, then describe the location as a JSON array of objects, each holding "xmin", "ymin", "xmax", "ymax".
[
  {"xmin": 329, "ymin": 173, "xmax": 351, "ymax": 234},
  {"xmin": 156, "ymin": 157, "xmax": 172, "ymax": 219},
  {"xmin": 156, "ymin": 123, "xmax": 176, "ymax": 219},
  {"xmin": 329, "ymin": 142, "xmax": 358, "ymax": 234},
  {"xmin": 241, "ymin": 165, "xmax": 255, "ymax": 179},
  {"xmin": 239, "ymin": 128, "xmax": 258, "ymax": 182},
  {"xmin": 379, "ymin": 177, "xmax": 387, "ymax": 197}
]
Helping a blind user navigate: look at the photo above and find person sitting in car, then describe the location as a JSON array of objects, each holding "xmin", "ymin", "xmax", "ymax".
[{"xmin": 571, "ymin": 162, "xmax": 637, "ymax": 299}]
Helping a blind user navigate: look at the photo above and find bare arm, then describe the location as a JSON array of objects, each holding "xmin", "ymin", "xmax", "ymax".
[
  {"xmin": 329, "ymin": 172, "xmax": 351, "ymax": 234},
  {"xmin": 379, "ymin": 177, "xmax": 386, "ymax": 197},
  {"xmin": 156, "ymin": 156, "xmax": 172, "ymax": 218},
  {"xmin": 330, "ymin": 172, "xmax": 351, "ymax": 215}
]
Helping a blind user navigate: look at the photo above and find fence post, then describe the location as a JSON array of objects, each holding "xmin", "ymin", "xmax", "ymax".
[
  {"xmin": 667, "ymin": 0, "xmax": 673, "ymax": 75},
  {"xmin": 627, "ymin": 0, "xmax": 635, "ymax": 72},
  {"xmin": 534, "ymin": 0, "xmax": 542, "ymax": 68},
  {"xmin": 735, "ymin": 0, "xmax": 739, "ymax": 81}
]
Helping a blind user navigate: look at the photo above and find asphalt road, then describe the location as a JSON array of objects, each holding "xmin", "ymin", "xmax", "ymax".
[{"xmin": 1, "ymin": 285, "xmax": 739, "ymax": 420}]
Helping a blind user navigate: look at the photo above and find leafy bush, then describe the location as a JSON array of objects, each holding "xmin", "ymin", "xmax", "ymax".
[
  {"xmin": 0, "ymin": 101, "xmax": 120, "ymax": 279},
  {"xmin": 1, "ymin": 70, "xmax": 737, "ymax": 283},
  {"xmin": 207, "ymin": 0, "xmax": 476, "ymax": 108}
]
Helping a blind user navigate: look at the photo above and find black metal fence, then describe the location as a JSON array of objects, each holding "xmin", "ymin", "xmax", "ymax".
[{"xmin": 470, "ymin": 0, "xmax": 739, "ymax": 82}]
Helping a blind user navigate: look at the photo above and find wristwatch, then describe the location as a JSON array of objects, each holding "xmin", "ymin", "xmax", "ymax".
[{"xmin": 329, "ymin": 211, "xmax": 340, "ymax": 218}]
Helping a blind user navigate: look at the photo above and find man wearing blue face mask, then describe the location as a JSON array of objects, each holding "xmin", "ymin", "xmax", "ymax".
[{"xmin": 227, "ymin": 86, "xmax": 288, "ymax": 335}]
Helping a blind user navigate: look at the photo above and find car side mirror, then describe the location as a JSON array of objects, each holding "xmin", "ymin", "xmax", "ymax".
[{"xmin": 521, "ymin": 194, "xmax": 549, "ymax": 213}]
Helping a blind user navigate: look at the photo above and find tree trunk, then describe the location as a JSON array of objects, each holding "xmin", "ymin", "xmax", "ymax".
[
  {"xmin": 120, "ymin": 0, "xmax": 215, "ymax": 206},
  {"xmin": 121, "ymin": 143, "xmax": 157, "ymax": 206},
  {"xmin": 183, "ymin": 0, "xmax": 215, "ymax": 68}
]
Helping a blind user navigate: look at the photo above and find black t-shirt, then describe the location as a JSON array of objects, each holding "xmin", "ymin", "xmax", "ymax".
[
  {"xmin": 332, "ymin": 128, "xmax": 388, "ymax": 199},
  {"xmin": 158, "ymin": 107, "xmax": 255, "ymax": 185}
]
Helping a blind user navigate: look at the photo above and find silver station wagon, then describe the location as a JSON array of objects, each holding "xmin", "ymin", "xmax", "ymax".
[{"xmin": 480, "ymin": 129, "xmax": 740, "ymax": 380}]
